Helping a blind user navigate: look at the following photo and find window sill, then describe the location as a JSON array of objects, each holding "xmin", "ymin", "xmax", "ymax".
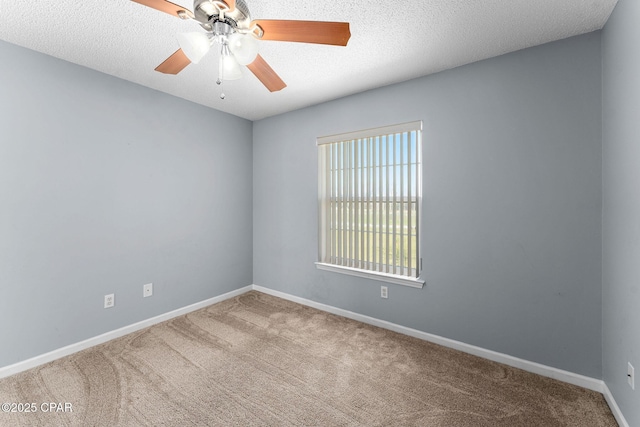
[{"xmin": 315, "ymin": 263, "xmax": 425, "ymax": 289}]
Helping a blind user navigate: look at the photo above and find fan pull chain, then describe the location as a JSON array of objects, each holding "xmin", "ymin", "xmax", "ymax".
[
  {"xmin": 217, "ymin": 78, "xmax": 225, "ymax": 100},
  {"xmin": 217, "ymin": 45, "xmax": 225, "ymax": 100}
]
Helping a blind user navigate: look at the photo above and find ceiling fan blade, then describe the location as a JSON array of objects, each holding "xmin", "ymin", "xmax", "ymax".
[
  {"xmin": 251, "ymin": 20, "xmax": 351, "ymax": 46},
  {"xmin": 131, "ymin": 0, "xmax": 194, "ymax": 19},
  {"xmin": 155, "ymin": 49, "xmax": 191, "ymax": 74},
  {"xmin": 246, "ymin": 55, "xmax": 286, "ymax": 92},
  {"xmin": 223, "ymin": 0, "xmax": 236, "ymax": 12}
]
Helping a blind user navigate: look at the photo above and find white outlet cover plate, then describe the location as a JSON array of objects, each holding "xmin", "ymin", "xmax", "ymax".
[
  {"xmin": 629, "ymin": 362, "xmax": 635, "ymax": 390},
  {"xmin": 143, "ymin": 283, "xmax": 153, "ymax": 297},
  {"xmin": 104, "ymin": 294, "xmax": 115, "ymax": 309}
]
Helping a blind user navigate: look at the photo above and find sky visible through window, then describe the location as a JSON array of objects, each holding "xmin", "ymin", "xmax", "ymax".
[{"xmin": 329, "ymin": 132, "xmax": 419, "ymax": 199}]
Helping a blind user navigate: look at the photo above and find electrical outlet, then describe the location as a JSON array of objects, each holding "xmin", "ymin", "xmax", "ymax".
[
  {"xmin": 381, "ymin": 286, "xmax": 388, "ymax": 299},
  {"xmin": 143, "ymin": 283, "xmax": 153, "ymax": 298},
  {"xmin": 104, "ymin": 294, "xmax": 115, "ymax": 309},
  {"xmin": 629, "ymin": 362, "xmax": 635, "ymax": 390}
]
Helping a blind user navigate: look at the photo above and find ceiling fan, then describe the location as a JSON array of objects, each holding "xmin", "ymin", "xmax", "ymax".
[{"xmin": 131, "ymin": 0, "xmax": 351, "ymax": 97}]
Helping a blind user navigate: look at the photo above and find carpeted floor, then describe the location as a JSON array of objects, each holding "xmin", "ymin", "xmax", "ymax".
[{"xmin": 0, "ymin": 291, "xmax": 617, "ymax": 426}]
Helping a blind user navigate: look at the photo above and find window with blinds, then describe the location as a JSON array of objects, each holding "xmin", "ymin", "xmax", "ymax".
[{"xmin": 316, "ymin": 121, "xmax": 424, "ymax": 288}]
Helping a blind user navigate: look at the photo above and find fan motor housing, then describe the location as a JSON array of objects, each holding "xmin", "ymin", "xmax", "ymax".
[{"xmin": 193, "ymin": 0, "xmax": 252, "ymax": 29}]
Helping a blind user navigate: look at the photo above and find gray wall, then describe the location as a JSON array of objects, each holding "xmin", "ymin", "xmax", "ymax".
[
  {"xmin": 0, "ymin": 40, "xmax": 253, "ymax": 368},
  {"xmin": 602, "ymin": 0, "xmax": 640, "ymax": 424},
  {"xmin": 253, "ymin": 33, "xmax": 603, "ymax": 377}
]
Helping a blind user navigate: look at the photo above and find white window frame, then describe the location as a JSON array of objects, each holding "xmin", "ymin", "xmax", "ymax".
[{"xmin": 316, "ymin": 121, "xmax": 425, "ymax": 288}]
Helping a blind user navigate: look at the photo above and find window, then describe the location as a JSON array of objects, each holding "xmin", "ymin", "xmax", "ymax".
[{"xmin": 316, "ymin": 121, "xmax": 424, "ymax": 288}]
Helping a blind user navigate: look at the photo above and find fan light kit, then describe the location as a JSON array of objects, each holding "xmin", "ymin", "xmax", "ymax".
[{"xmin": 132, "ymin": 0, "xmax": 351, "ymax": 99}]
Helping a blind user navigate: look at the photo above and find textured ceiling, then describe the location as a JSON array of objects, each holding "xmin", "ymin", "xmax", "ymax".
[{"xmin": 0, "ymin": 0, "xmax": 617, "ymax": 120}]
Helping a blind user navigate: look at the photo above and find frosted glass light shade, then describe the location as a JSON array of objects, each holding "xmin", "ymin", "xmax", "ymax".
[
  {"xmin": 228, "ymin": 32, "xmax": 259, "ymax": 65},
  {"xmin": 177, "ymin": 32, "xmax": 212, "ymax": 64},
  {"xmin": 220, "ymin": 53, "xmax": 242, "ymax": 80}
]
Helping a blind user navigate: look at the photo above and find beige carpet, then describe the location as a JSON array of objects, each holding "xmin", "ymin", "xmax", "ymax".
[{"xmin": 0, "ymin": 291, "xmax": 616, "ymax": 426}]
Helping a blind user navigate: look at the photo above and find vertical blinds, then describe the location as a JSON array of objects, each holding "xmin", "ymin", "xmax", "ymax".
[{"xmin": 317, "ymin": 121, "xmax": 422, "ymax": 278}]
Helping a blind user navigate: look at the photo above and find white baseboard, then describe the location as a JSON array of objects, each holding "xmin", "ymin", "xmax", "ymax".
[
  {"xmin": 252, "ymin": 285, "xmax": 604, "ymax": 392},
  {"xmin": 0, "ymin": 285, "xmax": 253, "ymax": 380},
  {"xmin": 602, "ymin": 383, "xmax": 630, "ymax": 427}
]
